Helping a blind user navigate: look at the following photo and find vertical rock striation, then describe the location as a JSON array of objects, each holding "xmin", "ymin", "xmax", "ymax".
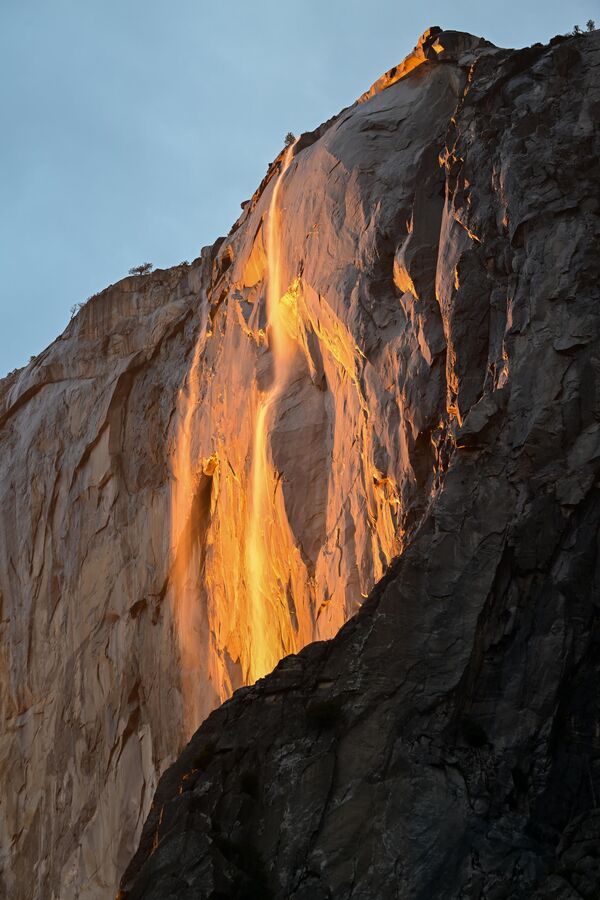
[
  {"xmin": 0, "ymin": 25, "xmax": 486, "ymax": 898},
  {"xmin": 120, "ymin": 28, "xmax": 600, "ymax": 900}
]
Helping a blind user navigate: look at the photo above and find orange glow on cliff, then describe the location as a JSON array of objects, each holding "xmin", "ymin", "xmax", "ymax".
[
  {"xmin": 245, "ymin": 143, "xmax": 298, "ymax": 681},
  {"xmin": 170, "ymin": 332, "xmax": 205, "ymax": 732},
  {"xmin": 168, "ymin": 138, "xmax": 395, "ymax": 720}
]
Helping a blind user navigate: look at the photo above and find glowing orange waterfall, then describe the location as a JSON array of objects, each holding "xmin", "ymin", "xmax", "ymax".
[
  {"xmin": 170, "ymin": 332, "xmax": 205, "ymax": 732},
  {"xmin": 245, "ymin": 143, "xmax": 297, "ymax": 682}
]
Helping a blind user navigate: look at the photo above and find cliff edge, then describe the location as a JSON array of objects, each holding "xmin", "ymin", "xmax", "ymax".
[
  {"xmin": 1, "ymin": 25, "xmax": 599, "ymax": 900},
  {"xmin": 120, "ymin": 27, "xmax": 600, "ymax": 900}
]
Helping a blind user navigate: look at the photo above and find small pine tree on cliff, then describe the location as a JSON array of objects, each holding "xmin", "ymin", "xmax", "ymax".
[{"xmin": 128, "ymin": 263, "xmax": 153, "ymax": 276}]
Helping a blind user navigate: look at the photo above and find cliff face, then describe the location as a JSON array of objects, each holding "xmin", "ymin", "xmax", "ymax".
[
  {"xmin": 119, "ymin": 27, "xmax": 600, "ymax": 900},
  {"xmin": 0, "ymin": 266, "xmax": 199, "ymax": 897},
  {"xmin": 1, "ymin": 25, "xmax": 485, "ymax": 899},
  {"xmin": 2, "ymin": 25, "xmax": 599, "ymax": 900}
]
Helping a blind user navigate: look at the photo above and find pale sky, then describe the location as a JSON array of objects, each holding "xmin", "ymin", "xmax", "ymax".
[{"xmin": 1, "ymin": 0, "xmax": 595, "ymax": 373}]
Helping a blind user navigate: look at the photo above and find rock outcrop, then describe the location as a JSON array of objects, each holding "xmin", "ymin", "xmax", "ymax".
[
  {"xmin": 2, "ymin": 24, "xmax": 599, "ymax": 900},
  {"xmin": 119, "ymin": 27, "xmax": 600, "ymax": 900},
  {"xmin": 0, "ymin": 25, "xmax": 472, "ymax": 899}
]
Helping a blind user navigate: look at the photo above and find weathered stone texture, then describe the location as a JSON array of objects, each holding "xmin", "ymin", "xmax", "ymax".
[
  {"xmin": 120, "ymin": 28, "xmax": 600, "ymax": 900},
  {"xmin": 0, "ymin": 26, "xmax": 493, "ymax": 899}
]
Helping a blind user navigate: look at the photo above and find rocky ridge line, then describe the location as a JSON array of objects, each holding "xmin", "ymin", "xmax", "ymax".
[
  {"xmin": 120, "ymin": 27, "xmax": 600, "ymax": 900},
  {"xmin": 0, "ymin": 26, "xmax": 503, "ymax": 898}
]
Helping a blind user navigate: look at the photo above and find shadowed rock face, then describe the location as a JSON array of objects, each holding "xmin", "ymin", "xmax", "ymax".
[
  {"xmin": 119, "ymin": 28, "xmax": 600, "ymax": 900},
  {"xmin": 1, "ymin": 25, "xmax": 599, "ymax": 900},
  {"xmin": 0, "ymin": 26, "xmax": 492, "ymax": 898}
]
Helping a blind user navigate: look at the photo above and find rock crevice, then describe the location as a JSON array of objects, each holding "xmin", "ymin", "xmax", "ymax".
[
  {"xmin": 120, "ymin": 28, "xmax": 600, "ymax": 900},
  {"xmin": 1, "ymin": 27, "xmax": 599, "ymax": 900}
]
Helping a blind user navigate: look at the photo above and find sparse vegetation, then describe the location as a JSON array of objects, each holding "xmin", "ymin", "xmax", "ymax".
[
  {"xmin": 572, "ymin": 21, "xmax": 596, "ymax": 34},
  {"xmin": 284, "ymin": 132, "xmax": 296, "ymax": 147},
  {"xmin": 128, "ymin": 262, "xmax": 153, "ymax": 276},
  {"xmin": 69, "ymin": 292, "xmax": 101, "ymax": 320}
]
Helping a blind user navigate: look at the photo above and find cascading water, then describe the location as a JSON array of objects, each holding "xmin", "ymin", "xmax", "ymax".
[
  {"xmin": 168, "ymin": 136, "xmax": 398, "ymax": 731},
  {"xmin": 246, "ymin": 142, "xmax": 298, "ymax": 681},
  {"xmin": 170, "ymin": 334, "xmax": 205, "ymax": 731},
  {"xmin": 170, "ymin": 142, "xmax": 303, "ymax": 728}
]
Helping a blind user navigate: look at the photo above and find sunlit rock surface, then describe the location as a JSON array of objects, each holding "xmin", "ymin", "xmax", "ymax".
[
  {"xmin": 0, "ymin": 25, "xmax": 457, "ymax": 899},
  {"xmin": 120, "ymin": 27, "xmax": 600, "ymax": 900},
  {"xmin": 2, "ymin": 25, "xmax": 599, "ymax": 899}
]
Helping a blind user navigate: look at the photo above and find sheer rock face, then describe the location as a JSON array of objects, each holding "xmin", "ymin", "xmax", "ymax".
[
  {"xmin": 0, "ymin": 266, "xmax": 204, "ymax": 898},
  {"xmin": 120, "ymin": 29, "xmax": 600, "ymax": 900},
  {"xmin": 0, "ymin": 27, "xmax": 497, "ymax": 899}
]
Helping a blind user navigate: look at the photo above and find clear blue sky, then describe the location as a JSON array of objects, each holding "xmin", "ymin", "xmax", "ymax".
[{"xmin": 0, "ymin": 0, "xmax": 594, "ymax": 374}]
